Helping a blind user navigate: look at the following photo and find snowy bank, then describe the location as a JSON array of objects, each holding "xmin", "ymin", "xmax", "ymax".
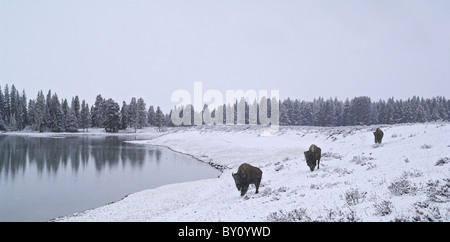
[{"xmin": 57, "ymin": 123, "xmax": 450, "ymax": 221}]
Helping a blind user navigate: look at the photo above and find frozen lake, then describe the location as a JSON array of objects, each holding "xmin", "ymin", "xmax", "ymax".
[{"xmin": 0, "ymin": 135, "xmax": 221, "ymax": 221}]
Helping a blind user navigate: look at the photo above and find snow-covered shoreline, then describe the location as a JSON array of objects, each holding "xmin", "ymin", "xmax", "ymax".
[{"xmin": 55, "ymin": 123, "xmax": 449, "ymax": 222}]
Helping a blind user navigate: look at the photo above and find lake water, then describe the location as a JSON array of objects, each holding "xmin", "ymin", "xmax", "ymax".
[{"xmin": 0, "ymin": 135, "xmax": 221, "ymax": 222}]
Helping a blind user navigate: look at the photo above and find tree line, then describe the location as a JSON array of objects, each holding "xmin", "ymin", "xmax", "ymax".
[
  {"xmin": 0, "ymin": 84, "xmax": 167, "ymax": 132},
  {"xmin": 173, "ymin": 95, "xmax": 449, "ymax": 127},
  {"xmin": 0, "ymin": 84, "xmax": 448, "ymax": 132}
]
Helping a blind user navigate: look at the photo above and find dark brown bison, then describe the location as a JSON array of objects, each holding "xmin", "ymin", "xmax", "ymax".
[
  {"xmin": 232, "ymin": 163, "xmax": 262, "ymax": 196},
  {"xmin": 304, "ymin": 144, "xmax": 321, "ymax": 172},
  {"xmin": 373, "ymin": 127, "xmax": 384, "ymax": 144}
]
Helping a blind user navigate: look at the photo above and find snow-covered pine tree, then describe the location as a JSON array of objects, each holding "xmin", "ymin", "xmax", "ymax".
[
  {"xmin": 342, "ymin": 98, "xmax": 351, "ymax": 126},
  {"xmin": 66, "ymin": 107, "xmax": 79, "ymax": 132},
  {"xmin": 279, "ymin": 99, "xmax": 290, "ymax": 126},
  {"xmin": 385, "ymin": 98, "xmax": 395, "ymax": 124},
  {"xmin": 61, "ymin": 98, "xmax": 69, "ymax": 131},
  {"xmin": 72, "ymin": 96, "xmax": 80, "ymax": 124},
  {"xmin": 128, "ymin": 97, "xmax": 138, "ymax": 132},
  {"xmin": 3, "ymin": 84, "xmax": 10, "ymax": 125},
  {"xmin": 80, "ymin": 100, "xmax": 90, "ymax": 132},
  {"xmin": 35, "ymin": 91, "xmax": 46, "ymax": 132},
  {"xmin": 10, "ymin": 85, "xmax": 19, "ymax": 127},
  {"xmin": 292, "ymin": 99, "xmax": 301, "ymax": 126},
  {"xmin": 137, "ymin": 97, "xmax": 147, "ymax": 129},
  {"xmin": 0, "ymin": 112, "xmax": 6, "ymax": 131},
  {"xmin": 334, "ymin": 97, "xmax": 343, "ymax": 126},
  {"xmin": 155, "ymin": 106, "xmax": 164, "ymax": 130},
  {"xmin": 19, "ymin": 90, "xmax": 28, "ymax": 129},
  {"xmin": 147, "ymin": 105, "xmax": 156, "ymax": 126},
  {"xmin": 415, "ymin": 101, "xmax": 426, "ymax": 123},
  {"xmin": 351, "ymin": 96, "xmax": 371, "ymax": 125},
  {"xmin": 437, "ymin": 96, "xmax": 448, "ymax": 121},
  {"xmin": 50, "ymin": 93, "xmax": 64, "ymax": 132},
  {"xmin": 0, "ymin": 85, "xmax": 4, "ymax": 126},
  {"xmin": 300, "ymin": 101, "xmax": 313, "ymax": 126},
  {"xmin": 120, "ymin": 101, "xmax": 128, "ymax": 130},
  {"xmin": 104, "ymin": 98, "xmax": 120, "ymax": 133},
  {"xmin": 92, "ymin": 94, "xmax": 106, "ymax": 128}
]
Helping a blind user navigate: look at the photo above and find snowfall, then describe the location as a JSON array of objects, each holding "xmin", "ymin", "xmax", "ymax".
[{"xmin": 56, "ymin": 122, "xmax": 450, "ymax": 222}]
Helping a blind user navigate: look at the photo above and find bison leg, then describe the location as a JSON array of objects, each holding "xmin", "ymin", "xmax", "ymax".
[
  {"xmin": 240, "ymin": 185, "xmax": 249, "ymax": 196},
  {"xmin": 317, "ymin": 158, "xmax": 320, "ymax": 169},
  {"xmin": 255, "ymin": 178, "xmax": 261, "ymax": 194}
]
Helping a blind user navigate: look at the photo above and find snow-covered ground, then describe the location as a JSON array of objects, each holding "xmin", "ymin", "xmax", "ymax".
[{"xmin": 57, "ymin": 122, "xmax": 450, "ymax": 221}]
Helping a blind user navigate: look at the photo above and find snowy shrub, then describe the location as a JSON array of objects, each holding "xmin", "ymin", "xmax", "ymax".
[
  {"xmin": 310, "ymin": 184, "xmax": 321, "ymax": 190},
  {"xmin": 322, "ymin": 152, "xmax": 343, "ymax": 160},
  {"xmin": 276, "ymin": 186, "xmax": 288, "ymax": 193},
  {"xmin": 342, "ymin": 188, "xmax": 367, "ymax": 206},
  {"xmin": 266, "ymin": 208, "xmax": 312, "ymax": 222},
  {"xmin": 333, "ymin": 167, "xmax": 353, "ymax": 176},
  {"xmin": 426, "ymin": 179, "xmax": 450, "ymax": 203},
  {"xmin": 316, "ymin": 208, "xmax": 360, "ymax": 222},
  {"xmin": 274, "ymin": 164, "xmax": 284, "ymax": 172},
  {"xmin": 404, "ymin": 158, "xmax": 410, "ymax": 163},
  {"xmin": 373, "ymin": 200, "xmax": 393, "ymax": 216},
  {"xmin": 420, "ymin": 144, "xmax": 432, "ymax": 149},
  {"xmin": 435, "ymin": 157, "xmax": 450, "ymax": 166},
  {"xmin": 394, "ymin": 201, "xmax": 443, "ymax": 222},
  {"xmin": 260, "ymin": 187, "xmax": 272, "ymax": 197},
  {"xmin": 388, "ymin": 176, "xmax": 418, "ymax": 196},
  {"xmin": 267, "ymin": 207, "xmax": 360, "ymax": 222},
  {"xmin": 402, "ymin": 169, "xmax": 423, "ymax": 178},
  {"xmin": 391, "ymin": 133, "xmax": 398, "ymax": 138},
  {"xmin": 350, "ymin": 155, "xmax": 374, "ymax": 166},
  {"xmin": 366, "ymin": 162, "xmax": 377, "ymax": 170}
]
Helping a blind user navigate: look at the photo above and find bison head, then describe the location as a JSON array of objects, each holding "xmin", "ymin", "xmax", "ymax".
[
  {"xmin": 232, "ymin": 172, "xmax": 244, "ymax": 191},
  {"xmin": 304, "ymin": 151, "xmax": 316, "ymax": 172}
]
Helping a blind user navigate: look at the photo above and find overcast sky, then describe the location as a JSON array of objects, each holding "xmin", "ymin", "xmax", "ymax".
[{"xmin": 1, "ymin": 0, "xmax": 449, "ymax": 112}]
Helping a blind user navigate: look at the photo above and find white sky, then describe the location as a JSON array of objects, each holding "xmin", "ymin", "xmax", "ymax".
[{"xmin": 1, "ymin": 0, "xmax": 449, "ymax": 112}]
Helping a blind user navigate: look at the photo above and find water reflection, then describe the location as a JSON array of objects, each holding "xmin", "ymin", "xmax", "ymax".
[{"xmin": 0, "ymin": 135, "xmax": 162, "ymax": 181}]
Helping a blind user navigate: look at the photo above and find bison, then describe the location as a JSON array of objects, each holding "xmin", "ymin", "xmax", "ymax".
[
  {"xmin": 232, "ymin": 163, "xmax": 262, "ymax": 196},
  {"xmin": 373, "ymin": 127, "xmax": 384, "ymax": 144},
  {"xmin": 304, "ymin": 144, "xmax": 322, "ymax": 172}
]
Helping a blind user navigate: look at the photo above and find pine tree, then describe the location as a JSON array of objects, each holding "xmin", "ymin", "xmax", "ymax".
[
  {"xmin": 34, "ymin": 91, "xmax": 46, "ymax": 132},
  {"xmin": 3, "ymin": 84, "xmax": 10, "ymax": 125},
  {"xmin": 49, "ymin": 94, "xmax": 64, "ymax": 132},
  {"xmin": 92, "ymin": 94, "xmax": 105, "ymax": 127},
  {"xmin": 45, "ymin": 90, "xmax": 52, "ymax": 129},
  {"xmin": 147, "ymin": 105, "xmax": 156, "ymax": 126},
  {"xmin": 342, "ymin": 98, "xmax": 351, "ymax": 126},
  {"xmin": 10, "ymin": 85, "xmax": 18, "ymax": 122},
  {"xmin": 72, "ymin": 96, "xmax": 80, "ymax": 124},
  {"xmin": 120, "ymin": 101, "xmax": 128, "ymax": 130},
  {"xmin": 385, "ymin": 98, "xmax": 395, "ymax": 124},
  {"xmin": 0, "ymin": 112, "xmax": 6, "ymax": 131},
  {"xmin": 292, "ymin": 99, "xmax": 301, "ymax": 126},
  {"xmin": 80, "ymin": 100, "xmax": 90, "ymax": 132},
  {"xmin": 104, "ymin": 98, "xmax": 120, "ymax": 133},
  {"xmin": 128, "ymin": 97, "xmax": 138, "ymax": 132},
  {"xmin": 155, "ymin": 106, "xmax": 164, "ymax": 130},
  {"xmin": 279, "ymin": 100, "xmax": 290, "ymax": 126},
  {"xmin": 351, "ymin": 96, "xmax": 371, "ymax": 125},
  {"xmin": 0, "ymin": 85, "xmax": 3, "ymax": 118},
  {"xmin": 61, "ymin": 98, "xmax": 69, "ymax": 130},
  {"xmin": 415, "ymin": 102, "xmax": 426, "ymax": 123},
  {"xmin": 66, "ymin": 107, "xmax": 79, "ymax": 132},
  {"xmin": 137, "ymin": 97, "xmax": 147, "ymax": 128},
  {"xmin": 20, "ymin": 90, "xmax": 28, "ymax": 128}
]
